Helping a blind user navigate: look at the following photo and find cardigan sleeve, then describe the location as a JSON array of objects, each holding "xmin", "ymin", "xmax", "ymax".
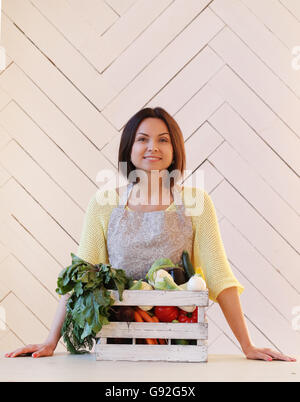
[
  {"xmin": 76, "ymin": 194, "xmax": 109, "ymax": 265},
  {"xmin": 191, "ymin": 189, "xmax": 244, "ymax": 303}
]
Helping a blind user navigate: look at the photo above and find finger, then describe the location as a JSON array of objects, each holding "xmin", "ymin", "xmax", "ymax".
[
  {"xmin": 7, "ymin": 348, "xmax": 26, "ymax": 358},
  {"xmin": 5, "ymin": 350, "xmax": 19, "ymax": 357},
  {"xmin": 267, "ymin": 350, "xmax": 296, "ymax": 362},
  {"xmin": 32, "ymin": 347, "xmax": 45, "ymax": 358},
  {"xmin": 248, "ymin": 352, "xmax": 272, "ymax": 361},
  {"xmin": 260, "ymin": 353, "xmax": 273, "ymax": 361},
  {"xmin": 10, "ymin": 345, "xmax": 38, "ymax": 358},
  {"xmin": 32, "ymin": 346, "xmax": 53, "ymax": 358},
  {"xmin": 5, "ymin": 350, "xmax": 22, "ymax": 358},
  {"xmin": 262, "ymin": 348, "xmax": 288, "ymax": 361}
]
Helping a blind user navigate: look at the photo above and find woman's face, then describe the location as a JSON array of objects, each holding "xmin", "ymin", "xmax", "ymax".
[{"xmin": 130, "ymin": 118, "xmax": 174, "ymax": 177}]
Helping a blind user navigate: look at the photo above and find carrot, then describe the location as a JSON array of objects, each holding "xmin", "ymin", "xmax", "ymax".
[
  {"xmin": 134, "ymin": 311, "xmax": 143, "ymax": 322},
  {"xmin": 136, "ymin": 308, "xmax": 155, "ymax": 323},
  {"xmin": 151, "ymin": 315, "xmax": 166, "ymax": 344},
  {"xmin": 146, "ymin": 339, "xmax": 157, "ymax": 345},
  {"xmin": 134, "ymin": 310, "xmax": 158, "ymax": 345},
  {"xmin": 136, "ymin": 311, "xmax": 165, "ymax": 344}
]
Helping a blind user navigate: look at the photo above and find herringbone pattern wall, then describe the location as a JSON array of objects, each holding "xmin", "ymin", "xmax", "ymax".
[{"xmin": 0, "ymin": 0, "xmax": 299, "ymax": 356}]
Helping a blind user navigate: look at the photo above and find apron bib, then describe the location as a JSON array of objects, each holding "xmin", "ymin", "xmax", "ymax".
[{"xmin": 106, "ymin": 182, "xmax": 193, "ymax": 280}]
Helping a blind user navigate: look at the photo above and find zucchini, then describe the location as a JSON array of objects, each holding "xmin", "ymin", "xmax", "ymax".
[
  {"xmin": 181, "ymin": 250, "xmax": 195, "ymax": 280},
  {"xmin": 173, "ymin": 339, "xmax": 189, "ymax": 345}
]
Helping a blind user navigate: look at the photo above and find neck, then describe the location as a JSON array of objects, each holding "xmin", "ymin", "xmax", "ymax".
[{"xmin": 133, "ymin": 171, "xmax": 174, "ymax": 206}]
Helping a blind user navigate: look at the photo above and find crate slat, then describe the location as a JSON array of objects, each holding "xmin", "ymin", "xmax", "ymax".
[
  {"xmin": 97, "ymin": 322, "xmax": 208, "ymax": 339},
  {"xmin": 96, "ymin": 344, "xmax": 208, "ymax": 362},
  {"xmin": 110, "ymin": 289, "xmax": 209, "ymax": 306}
]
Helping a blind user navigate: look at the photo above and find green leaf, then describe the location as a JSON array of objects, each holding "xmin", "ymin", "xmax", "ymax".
[
  {"xmin": 74, "ymin": 282, "xmax": 83, "ymax": 297},
  {"xmin": 81, "ymin": 321, "xmax": 92, "ymax": 340},
  {"xmin": 151, "ymin": 258, "xmax": 174, "ymax": 269}
]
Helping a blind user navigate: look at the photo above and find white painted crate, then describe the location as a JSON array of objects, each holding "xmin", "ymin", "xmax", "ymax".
[{"xmin": 95, "ymin": 290, "xmax": 209, "ymax": 362}]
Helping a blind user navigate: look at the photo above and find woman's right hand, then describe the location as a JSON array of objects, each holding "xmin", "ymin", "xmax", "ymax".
[{"xmin": 5, "ymin": 342, "xmax": 56, "ymax": 358}]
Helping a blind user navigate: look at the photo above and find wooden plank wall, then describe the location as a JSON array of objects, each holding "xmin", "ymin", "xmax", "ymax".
[{"xmin": 0, "ymin": 0, "xmax": 299, "ymax": 356}]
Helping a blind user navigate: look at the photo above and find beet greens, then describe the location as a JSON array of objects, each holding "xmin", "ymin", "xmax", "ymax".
[{"xmin": 56, "ymin": 253, "xmax": 133, "ymax": 354}]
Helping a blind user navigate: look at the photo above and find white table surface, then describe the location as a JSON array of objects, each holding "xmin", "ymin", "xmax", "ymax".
[{"xmin": 0, "ymin": 353, "xmax": 299, "ymax": 382}]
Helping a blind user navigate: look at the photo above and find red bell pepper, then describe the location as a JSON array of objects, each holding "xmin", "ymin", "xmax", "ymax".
[
  {"xmin": 154, "ymin": 306, "xmax": 179, "ymax": 322},
  {"xmin": 178, "ymin": 307, "xmax": 198, "ymax": 323}
]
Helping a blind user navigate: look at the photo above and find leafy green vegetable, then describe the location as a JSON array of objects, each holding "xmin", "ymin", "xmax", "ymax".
[
  {"xmin": 129, "ymin": 279, "xmax": 143, "ymax": 290},
  {"xmin": 145, "ymin": 257, "xmax": 180, "ymax": 285},
  {"xmin": 56, "ymin": 253, "xmax": 133, "ymax": 354},
  {"xmin": 154, "ymin": 274, "xmax": 181, "ymax": 290}
]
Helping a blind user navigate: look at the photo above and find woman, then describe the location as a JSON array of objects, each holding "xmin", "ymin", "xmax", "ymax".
[{"xmin": 5, "ymin": 107, "xmax": 296, "ymax": 362}]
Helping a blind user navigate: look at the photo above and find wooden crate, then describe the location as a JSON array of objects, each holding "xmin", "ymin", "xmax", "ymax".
[{"xmin": 95, "ymin": 290, "xmax": 209, "ymax": 362}]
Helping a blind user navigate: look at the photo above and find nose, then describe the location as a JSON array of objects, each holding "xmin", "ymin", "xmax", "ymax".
[{"xmin": 148, "ymin": 145, "xmax": 159, "ymax": 152}]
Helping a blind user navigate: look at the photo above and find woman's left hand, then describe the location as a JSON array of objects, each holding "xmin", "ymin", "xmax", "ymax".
[{"xmin": 243, "ymin": 345, "xmax": 297, "ymax": 362}]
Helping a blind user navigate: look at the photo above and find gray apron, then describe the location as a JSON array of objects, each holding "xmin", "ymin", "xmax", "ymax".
[{"xmin": 106, "ymin": 182, "xmax": 193, "ymax": 280}]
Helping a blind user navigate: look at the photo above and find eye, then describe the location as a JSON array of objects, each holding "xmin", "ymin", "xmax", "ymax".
[{"xmin": 137, "ymin": 137, "xmax": 168, "ymax": 142}]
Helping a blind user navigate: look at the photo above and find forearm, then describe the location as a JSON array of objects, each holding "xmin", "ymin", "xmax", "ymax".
[
  {"xmin": 45, "ymin": 293, "xmax": 70, "ymax": 347},
  {"xmin": 216, "ymin": 287, "xmax": 253, "ymax": 353}
]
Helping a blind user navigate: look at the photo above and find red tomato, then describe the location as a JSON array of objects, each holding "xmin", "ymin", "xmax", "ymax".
[{"xmin": 154, "ymin": 306, "xmax": 179, "ymax": 322}]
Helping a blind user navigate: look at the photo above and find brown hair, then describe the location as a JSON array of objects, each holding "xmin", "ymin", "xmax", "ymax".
[{"xmin": 118, "ymin": 107, "xmax": 186, "ymax": 186}]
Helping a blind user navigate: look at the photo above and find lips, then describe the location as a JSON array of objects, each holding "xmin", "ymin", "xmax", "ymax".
[{"xmin": 143, "ymin": 156, "xmax": 162, "ymax": 160}]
